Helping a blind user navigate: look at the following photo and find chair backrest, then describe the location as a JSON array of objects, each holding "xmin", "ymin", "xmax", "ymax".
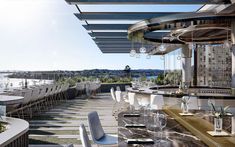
[
  {"xmin": 88, "ymin": 111, "xmax": 105, "ymax": 141},
  {"xmin": 110, "ymin": 88, "xmax": 116, "ymax": 101},
  {"xmin": 22, "ymin": 89, "xmax": 32, "ymax": 104},
  {"xmin": 128, "ymin": 92, "xmax": 140, "ymax": 108},
  {"xmin": 12, "ymin": 89, "xmax": 23, "ymax": 96},
  {"xmin": 125, "ymin": 85, "xmax": 130, "ymax": 91},
  {"xmin": 140, "ymin": 96, "xmax": 150, "ymax": 106},
  {"xmin": 38, "ymin": 85, "xmax": 47, "ymax": 99},
  {"xmin": 150, "ymin": 94, "xmax": 164, "ymax": 110},
  {"xmin": 115, "ymin": 90, "xmax": 123, "ymax": 102},
  {"xmin": 116, "ymin": 86, "xmax": 121, "ymax": 91},
  {"xmin": 54, "ymin": 84, "xmax": 61, "ymax": 94},
  {"xmin": 45, "ymin": 84, "xmax": 53, "ymax": 97},
  {"xmin": 50, "ymin": 84, "xmax": 58, "ymax": 96},
  {"xmin": 182, "ymin": 96, "xmax": 198, "ymax": 110},
  {"xmin": 31, "ymin": 88, "xmax": 40, "ymax": 101},
  {"xmin": 62, "ymin": 83, "xmax": 70, "ymax": 92},
  {"xmin": 80, "ymin": 124, "xmax": 92, "ymax": 147}
]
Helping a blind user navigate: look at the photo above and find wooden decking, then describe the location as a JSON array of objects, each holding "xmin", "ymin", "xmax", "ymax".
[{"xmin": 28, "ymin": 93, "xmax": 117, "ymax": 147}]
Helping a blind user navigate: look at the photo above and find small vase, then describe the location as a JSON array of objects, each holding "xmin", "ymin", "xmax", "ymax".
[
  {"xmin": 214, "ymin": 118, "xmax": 223, "ymax": 132},
  {"xmin": 181, "ymin": 103, "xmax": 188, "ymax": 114}
]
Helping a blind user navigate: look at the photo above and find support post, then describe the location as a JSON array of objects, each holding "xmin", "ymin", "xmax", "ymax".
[
  {"xmin": 181, "ymin": 44, "xmax": 192, "ymax": 87},
  {"xmin": 231, "ymin": 20, "xmax": 235, "ymax": 95}
]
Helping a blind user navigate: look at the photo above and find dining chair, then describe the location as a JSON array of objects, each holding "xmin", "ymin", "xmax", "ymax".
[
  {"xmin": 140, "ymin": 96, "xmax": 150, "ymax": 106},
  {"xmin": 115, "ymin": 90, "xmax": 129, "ymax": 115},
  {"xmin": 110, "ymin": 88, "xmax": 116, "ymax": 101},
  {"xmin": 88, "ymin": 111, "xmax": 118, "ymax": 146},
  {"xmin": 150, "ymin": 94, "xmax": 165, "ymax": 110},
  {"xmin": 80, "ymin": 124, "xmax": 92, "ymax": 147},
  {"xmin": 128, "ymin": 92, "xmax": 141, "ymax": 110},
  {"xmin": 110, "ymin": 88, "xmax": 118, "ymax": 116},
  {"xmin": 116, "ymin": 86, "xmax": 121, "ymax": 91}
]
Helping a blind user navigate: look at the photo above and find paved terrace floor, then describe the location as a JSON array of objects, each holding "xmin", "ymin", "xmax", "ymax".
[{"xmin": 28, "ymin": 93, "xmax": 117, "ymax": 147}]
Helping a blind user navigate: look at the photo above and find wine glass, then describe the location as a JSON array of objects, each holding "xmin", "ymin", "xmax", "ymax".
[
  {"xmin": 129, "ymin": 105, "xmax": 135, "ymax": 113},
  {"xmin": 158, "ymin": 114, "xmax": 167, "ymax": 143},
  {"xmin": 152, "ymin": 112, "xmax": 159, "ymax": 128}
]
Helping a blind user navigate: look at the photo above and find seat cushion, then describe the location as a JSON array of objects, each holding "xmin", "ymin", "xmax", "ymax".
[{"xmin": 94, "ymin": 134, "xmax": 118, "ymax": 145}]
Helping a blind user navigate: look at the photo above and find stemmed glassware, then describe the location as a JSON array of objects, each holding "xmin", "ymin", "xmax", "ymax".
[
  {"xmin": 158, "ymin": 114, "xmax": 167, "ymax": 141},
  {"xmin": 154, "ymin": 113, "xmax": 167, "ymax": 143},
  {"xmin": 142, "ymin": 104, "xmax": 150, "ymax": 123},
  {"xmin": 130, "ymin": 105, "xmax": 135, "ymax": 113}
]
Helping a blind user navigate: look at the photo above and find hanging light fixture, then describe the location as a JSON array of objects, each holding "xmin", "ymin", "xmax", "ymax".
[
  {"xmin": 159, "ymin": 44, "xmax": 166, "ymax": 52},
  {"xmin": 139, "ymin": 42, "xmax": 146, "ymax": 53},
  {"xmin": 189, "ymin": 30, "xmax": 196, "ymax": 50},
  {"xmin": 130, "ymin": 40, "xmax": 136, "ymax": 57},
  {"xmin": 130, "ymin": 49, "xmax": 136, "ymax": 57},
  {"xmin": 159, "ymin": 36, "xmax": 166, "ymax": 52},
  {"xmin": 223, "ymin": 26, "xmax": 231, "ymax": 49}
]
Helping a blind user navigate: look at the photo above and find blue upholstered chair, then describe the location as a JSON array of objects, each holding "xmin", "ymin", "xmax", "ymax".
[
  {"xmin": 88, "ymin": 111, "xmax": 118, "ymax": 146},
  {"xmin": 79, "ymin": 124, "xmax": 91, "ymax": 147}
]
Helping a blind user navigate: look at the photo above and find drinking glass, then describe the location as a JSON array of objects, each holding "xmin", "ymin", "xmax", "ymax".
[
  {"xmin": 158, "ymin": 114, "xmax": 167, "ymax": 142},
  {"xmin": 129, "ymin": 105, "xmax": 135, "ymax": 113},
  {"xmin": 152, "ymin": 112, "xmax": 159, "ymax": 128}
]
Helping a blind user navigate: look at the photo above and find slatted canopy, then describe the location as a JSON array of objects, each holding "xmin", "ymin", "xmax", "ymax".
[{"xmin": 65, "ymin": 0, "xmax": 232, "ymax": 53}]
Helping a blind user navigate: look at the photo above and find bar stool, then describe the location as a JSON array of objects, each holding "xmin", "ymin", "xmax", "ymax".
[
  {"xmin": 128, "ymin": 92, "xmax": 141, "ymax": 110},
  {"xmin": 150, "ymin": 94, "xmax": 165, "ymax": 110}
]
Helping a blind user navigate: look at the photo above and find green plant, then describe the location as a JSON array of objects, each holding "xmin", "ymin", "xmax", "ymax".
[
  {"xmin": 0, "ymin": 122, "xmax": 6, "ymax": 133},
  {"xmin": 211, "ymin": 103, "xmax": 229, "ymax": 118}
]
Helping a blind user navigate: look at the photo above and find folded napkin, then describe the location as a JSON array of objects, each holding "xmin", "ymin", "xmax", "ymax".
[
  {"xmin": 127, "ymin": 138, "xmax": 154, "ymax": 144},
  {"xmin": 125, "ymin": 124, "xmax": 146, "ymax": 128},
  {"xmin": 207, "ymin": 131, "xmax": 230, "ymax": 137},
  {"xmin": 123, "ymin": 114, "xmax": 140, "ymax": 117},
  {"xmin": 179, "ymin": 112, "xmax": 194, "ymax": 116}
]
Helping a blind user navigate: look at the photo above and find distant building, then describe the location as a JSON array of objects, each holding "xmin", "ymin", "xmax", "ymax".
[{"xmin": 196, "ymin": 45, "xmax": 231, "ymax": 87}]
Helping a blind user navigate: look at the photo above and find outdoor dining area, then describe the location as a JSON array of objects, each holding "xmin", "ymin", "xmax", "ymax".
[
  {"xmin": 0, "ymin": 81, "xmax": 101, "ymax": 146},
  {"xmin": 63, "ymin": 0, "xmax": 235, "ymax": 147},
  {"xmin": 1, "ymin": 0, "xmax": 235, "ymax": 146}
]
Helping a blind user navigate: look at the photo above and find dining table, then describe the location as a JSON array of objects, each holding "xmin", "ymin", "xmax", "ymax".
[
  {"xmin": 118, "ymin": 106, "xmax": 235, "ymax": 147},
  {"xmin": 0, "ymin": 95, "xmax": 24, "ymax": 105}
]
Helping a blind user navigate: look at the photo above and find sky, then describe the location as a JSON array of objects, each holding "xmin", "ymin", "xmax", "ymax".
[{"xmin": 0, "ymin": 0, "xmax": 200, "ymax": 71}]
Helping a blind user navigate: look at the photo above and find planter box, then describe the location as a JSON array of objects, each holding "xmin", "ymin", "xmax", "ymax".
[
  {"xmin": 100, "ymin": 83, "xmax": 131, "ymax": 93},
  {"xmin": 0, "ymin": 117, "xmax": 29, "ymax": 147}
]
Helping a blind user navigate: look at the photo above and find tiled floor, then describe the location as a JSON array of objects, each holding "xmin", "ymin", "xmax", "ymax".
[{"xmin": 28, "ymin": 93, "xmax": 117, "ymax": 147}]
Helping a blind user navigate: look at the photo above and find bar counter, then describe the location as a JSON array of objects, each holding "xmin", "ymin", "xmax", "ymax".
[{"xmin": 118, "ymin": 108, "xmax": 235, "ymax": 147}]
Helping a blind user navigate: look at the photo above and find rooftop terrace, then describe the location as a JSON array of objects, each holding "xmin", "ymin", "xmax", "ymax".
[{"xmin": 28, "ymin": 93, "xmax": 117, "ymax": 147}]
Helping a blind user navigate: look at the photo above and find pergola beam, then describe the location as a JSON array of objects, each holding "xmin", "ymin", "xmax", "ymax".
[
  {"xmin": 89, "ymin": 32, "xmax": 127, "ymax": 37},
  {"xmin": 75, "ymin": 12, "xmax": 186, "ymax": 20},
  {"xmin": 93, "ymin": 38, "xmax": 130, "ymax": 41},
  {"xmin": 66, "ymin": 0, "xmax": 230, "ymax": 5},
  {"xmin": 83, "ymin": 24, "xmax": 130, "ymax": 30}
]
